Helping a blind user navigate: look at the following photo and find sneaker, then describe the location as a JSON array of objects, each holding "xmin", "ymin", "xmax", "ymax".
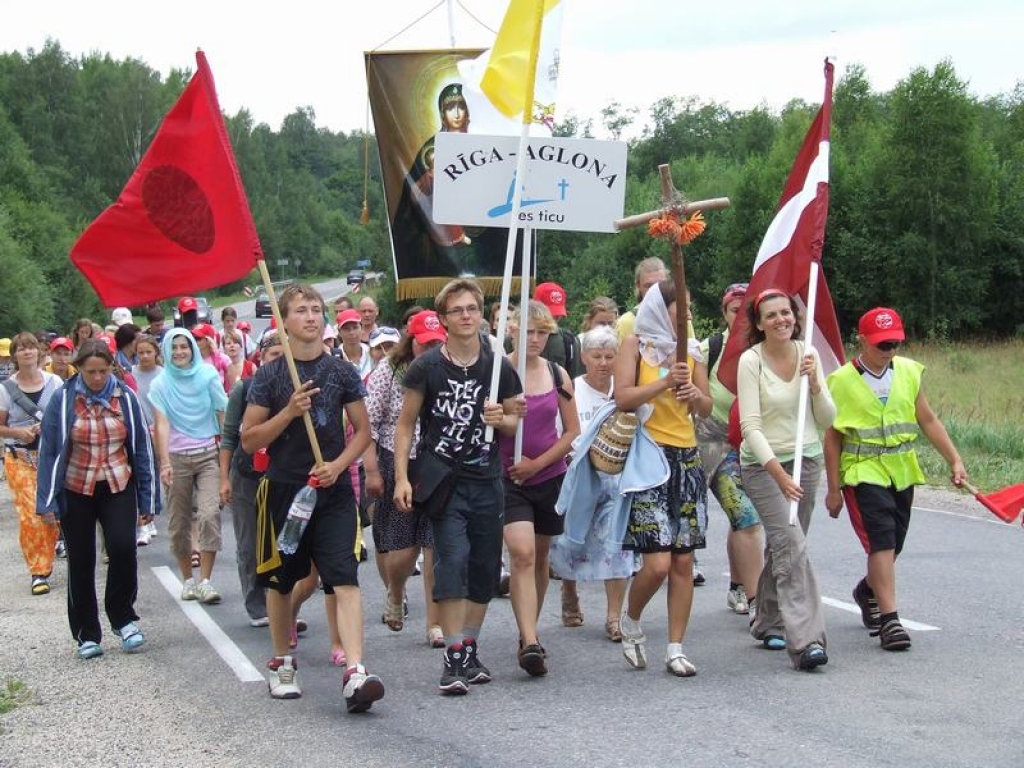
[
  {"xmin": 748, "ymin": 597, "xmax": 757, "ymax": 624},
  {"xmin": 463, "ymin": 638, "xmax": 491, "ymax": 684},
  {"xmin": 136, "ymin": 528, "xmax": 151, "ymax": 547},
  {"xmin": 180, "ymin": 577, "xmax": 197, "ymax": 601},
  {"xmin": 664, "ymin": 644, "xmax": 697, "ymax": 677},
  {"xmin": 55, "ymin": 538, "xmax": 67, "ymax": 558},
  {"xmin": 145, "ymin": 522, "xmax": 158, "ymax": 538},
  {"xmin": 77, "ymin": 641, "xmax": 104, "ymax": 660},
  {"xmin": 30, "ymin": 576, "xmax": 50, "ymax": 596},
  {"xmin": 117, "ymin": 622, "xmax": 145, "ymax": 652},
  {"xmin": 249, "ymin": 616, "xmax": 270, "ymax": 628},
  {"xmin": 762, "ymin": 635, "xmax": 787, "ymax": 651},
  {"xmin": 692, "ymin": 558, "xmax": 706, "ymax": 586},
  {"xmin": 343, "ymin": 664, "xmax": 385, "ymax": 713},
  {"xmin": 412, "ymin": 552, "xmax": 423, "ymax": 576},
  {"xmin": 196, "ymin": 579, "xmax": 221, "ymax": 604},
  {"xmin": 852, "ymin": 581, "xmax": 880, "ymax": 630},
  {"xmin": 876, "ymin": 618, "xmax": 912, "ymax": 651},
  {"xmin": 517, "ymin": 643, "xmax": 547, "ymax": 677},
  {"xmin": 796, "ymin": 643, "xmax": 829, "ymax": 671},
  {"xmin": 727, "ymin": 586, "xmax": 750, "ymax": 614},
  {"xmin": 439, "ymin": 643, "xmax": 470, "ymax": 695},
  {"xmin": 498, "ymin": 571, "xmax": 511, "ymax": 598},
  {"xmin": 620, "ymin": 613, "xmax": 647, "ymax": 669},
  {"xmin": 267, "ymin": 656, "xmax": 301, "ymax": 699}
]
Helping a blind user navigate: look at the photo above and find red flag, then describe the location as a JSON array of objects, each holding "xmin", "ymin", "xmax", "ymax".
[
  {"xmin": 718, "ymin": 59, "xmax": 844, "ymax": 392},
  {"xmin": 70, "ymin": 51, "xmax": 261, "ymax": 307},
  {"xmin": 970, "ymin": 483, "xmax": 1024, "ymax": 524}
]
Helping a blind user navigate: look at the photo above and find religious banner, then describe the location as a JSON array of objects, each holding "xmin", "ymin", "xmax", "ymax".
[{"xmin": 366, "ymin": 50, "xmax": 536, "ymax": 300}]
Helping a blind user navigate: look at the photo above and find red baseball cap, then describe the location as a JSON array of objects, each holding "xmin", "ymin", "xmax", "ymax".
[
  {"xmin": 191, "ymin": 323, "xmax": 217, "ymax": 341},
  {"xmin": 96, "ymin": 333, "xmax": 117, "ymax": 354},
  {"xmin": 336, "ymin": 309, "xmax": 361, "ymax": 327},
  {"xmin": 178, "ymin": 296, "xmax": 198, "ymax": 313},
  {"xmin": 49, "ymin": 337, "xmax": 74, "ymax": 352},
  {"xmin": 534, "ymin": 282, "xmax": 567, "ymax": 317},
  {"xmin": 407, "ymin": 310, "xmax": 447, "ymax": 345},
  {"xmin": 236, "ymin": 320, "xmax": 252, "ymax": 332},
  {"xmin": 858, "ymin": 307, "xmax": 905, "ymax": 345}
]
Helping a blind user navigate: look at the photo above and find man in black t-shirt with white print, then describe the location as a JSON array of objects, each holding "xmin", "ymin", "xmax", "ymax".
[
  {"xmin": 242, "ymin": 284, "xmax": 384, "ymax": 713},
  {"xmin": 394, "ymin": 278, "xmax": 522, "ymax": 695}
]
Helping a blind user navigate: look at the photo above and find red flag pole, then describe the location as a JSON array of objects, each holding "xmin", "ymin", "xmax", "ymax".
[{"xmin": 256, "ymin": 258, "xmax": 325, "ymax": 468}]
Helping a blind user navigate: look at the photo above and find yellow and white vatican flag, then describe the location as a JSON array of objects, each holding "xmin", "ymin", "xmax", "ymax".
[{"xmin": 457, "ymin": 0, "xmax": 563, "ymax": 136}]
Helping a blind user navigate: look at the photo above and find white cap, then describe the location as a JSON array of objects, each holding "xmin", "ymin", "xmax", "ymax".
[{"xmin": 111, "ymin": 307, "xmax": 133, "ymax": 326}]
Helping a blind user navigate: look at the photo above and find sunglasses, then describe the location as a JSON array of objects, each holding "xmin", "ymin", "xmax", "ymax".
[{"xmin": 875, "ymin": 341, "xmax": 901, "ymax": 351}]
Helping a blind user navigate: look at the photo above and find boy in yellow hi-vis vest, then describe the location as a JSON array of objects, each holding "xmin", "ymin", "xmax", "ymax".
[{"xmin": 824, "ymin": 308, "xmax": 967, "ymax": 651}]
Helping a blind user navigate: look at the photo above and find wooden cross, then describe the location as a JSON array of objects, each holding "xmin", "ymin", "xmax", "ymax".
[{"xmin": 614, "ymin": 164, "xmax": 730, "ymax": 359}]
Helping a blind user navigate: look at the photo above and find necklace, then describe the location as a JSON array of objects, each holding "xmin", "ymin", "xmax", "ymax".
[{"xmin": 443, "ymin": 344, "xmax": 478, "ymax": 375}]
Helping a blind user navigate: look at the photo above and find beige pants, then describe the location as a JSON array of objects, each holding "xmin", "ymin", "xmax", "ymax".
[
  {"xmin": 166, "ymin": 448, "xmax": 222, "ymax": 559},
  {"xmin": 742, "ymin": 457, "xmax": 827, "ymax": 662}
]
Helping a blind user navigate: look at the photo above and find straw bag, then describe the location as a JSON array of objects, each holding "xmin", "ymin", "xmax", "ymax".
[{"xmin": 588, "ymin": 410, "xmax": 639, "ymax": 475}]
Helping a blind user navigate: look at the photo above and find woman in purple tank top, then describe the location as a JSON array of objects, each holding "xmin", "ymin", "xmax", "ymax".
[{"xmin": 499, "ymin": 301, "xmax": 580, "ymax": 678}]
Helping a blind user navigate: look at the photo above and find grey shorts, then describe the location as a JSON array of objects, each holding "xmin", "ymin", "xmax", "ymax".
[{"xmin": 430, "ymin": 476, "xmax": 504, "ymax": 603}]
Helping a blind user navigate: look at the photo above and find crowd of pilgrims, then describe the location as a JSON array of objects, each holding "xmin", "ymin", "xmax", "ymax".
[{"xmin": 0, "ymin": 256, "xmax": 964, "ymax": 710}]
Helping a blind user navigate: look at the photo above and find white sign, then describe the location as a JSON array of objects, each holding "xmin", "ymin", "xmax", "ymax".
[
  {"xmin": 277, "ymin": 259, "xmax": 289, "ymax": 266},
  {"xmin": 433, "ymin": 134, "xmax": 627, "ymax": 233}
]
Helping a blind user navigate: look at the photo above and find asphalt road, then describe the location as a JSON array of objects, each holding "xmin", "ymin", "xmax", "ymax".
[
  {"xmin": 1, "ymin": 480, "xmax": 1021, "ymax": 768},
  {"xmin": 216, "ymin": 276, "xmax": 355, "ymax": 339}
]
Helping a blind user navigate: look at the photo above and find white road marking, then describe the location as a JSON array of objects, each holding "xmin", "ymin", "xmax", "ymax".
[
  {"xmin": 720, "ymin": 572, "xmax": 940, "ymax": 630},
  {"xmin": 913, "ymin": 504, "xmax": 1018, "ymax": 527},
  {"xmin": 152, "ymin": 566, "xmax": 265, "ymax": 682},
  {"xmin": 821, "ymin": 596, "xmax": 940, "ymax": 631}
]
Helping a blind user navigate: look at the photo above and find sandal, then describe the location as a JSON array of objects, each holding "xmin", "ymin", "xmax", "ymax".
[
  {"xmin": 31, "ymin": 576, "xmax": 50, "ymax": 596},
  {"xmin": 288, "ymin": 624, "xmax": 299, "ymax": 650},
  {"xmin": 427, "ymin": 625, "xmax": 445, "ymax": 648},
  {"xmin": 383, "ymin": 598, "xmax": 404, "ymax": 632},
  {"xmin": 330, "ymin": 648, "xmax": 347, "ymax": 667},
  {"xmin": 561, "ymin": 588, "xmax": 584, "ymax": 628},
  {"xmin": 605, "ymin": 618, "xmax": 622, "ymax": 643}
]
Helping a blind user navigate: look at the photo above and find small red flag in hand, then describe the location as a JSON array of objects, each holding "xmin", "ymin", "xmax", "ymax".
[
  {"xmin": 70, "ymin": 51, "xmax": 262, "ymax": 307},
  {"xmin": 965, "ymin": 482, "xmax": 1024, "ymax": 524}
]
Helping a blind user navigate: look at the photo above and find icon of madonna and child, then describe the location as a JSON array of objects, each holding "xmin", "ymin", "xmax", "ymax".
[{"xmin": 391, "ymin": 82, "xmax": 529, "ymax": 284}]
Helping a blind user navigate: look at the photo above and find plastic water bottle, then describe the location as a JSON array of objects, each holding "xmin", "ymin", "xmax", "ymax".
[{"xmin": 277, "ymin": 477, "xmax": 318, "ymax": 555}]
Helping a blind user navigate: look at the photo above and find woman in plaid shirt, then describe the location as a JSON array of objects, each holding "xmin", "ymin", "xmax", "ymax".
[{"xmin": 36, "ymin": 339, "xmax": 160, "ymax": 659}]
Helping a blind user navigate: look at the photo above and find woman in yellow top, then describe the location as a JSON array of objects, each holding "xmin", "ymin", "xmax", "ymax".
[{"xmin": 614, "ymin": 279, "xmax": 711, "ymax": 677}]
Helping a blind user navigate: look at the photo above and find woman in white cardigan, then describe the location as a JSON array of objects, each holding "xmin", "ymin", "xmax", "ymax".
[{"xmin": 737, "ymin": 289, "xmax": 835, "ymax": 671}]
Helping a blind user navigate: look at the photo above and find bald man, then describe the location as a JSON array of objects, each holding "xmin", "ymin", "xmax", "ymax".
[{"xmin": 357, "ymin": 297, "xmax": 380, "ymax": 344}]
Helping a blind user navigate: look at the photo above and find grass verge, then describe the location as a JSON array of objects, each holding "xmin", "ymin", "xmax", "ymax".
[{"xmin": 0, "ymin": 678, "xmax": 35, "ymax": 717}]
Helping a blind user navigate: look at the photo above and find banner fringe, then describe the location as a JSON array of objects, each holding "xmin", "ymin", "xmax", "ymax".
[{"xmin": 396, "ymin": 277, "xmax": 533, "ymax": 302}]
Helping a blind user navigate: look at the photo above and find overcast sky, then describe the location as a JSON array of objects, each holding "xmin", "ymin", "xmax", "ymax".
[{"xmin": 2, "ymin": 0, "xmax": 1021, "ymax": 136}]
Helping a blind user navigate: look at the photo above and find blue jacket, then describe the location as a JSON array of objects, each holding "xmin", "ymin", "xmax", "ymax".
[
  {"xmin": 555, "ymin": 402, "xmax": 669, "ymax": 552},
  {"xmin": 36, "ymin": 375, "xmax": 161, "ymax": 519}
]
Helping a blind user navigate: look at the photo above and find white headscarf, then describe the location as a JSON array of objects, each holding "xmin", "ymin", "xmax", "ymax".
[{"xmin": 633, "ymin": 284, "xmax": 703, "ymax": 368}]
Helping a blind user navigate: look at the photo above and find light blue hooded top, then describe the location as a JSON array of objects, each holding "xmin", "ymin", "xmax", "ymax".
[{"xmin": 149, "ymin": 328, "xmax": 228, "ymax": 439}]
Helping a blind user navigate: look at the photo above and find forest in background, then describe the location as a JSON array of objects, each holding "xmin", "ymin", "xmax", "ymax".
[{"xmin": 2, "ymin": 40, "xmax": 1023, "ymax": 340}]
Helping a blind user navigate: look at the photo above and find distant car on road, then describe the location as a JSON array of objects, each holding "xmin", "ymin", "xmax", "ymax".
[
  {"xmin": 172, "ymin": 296, "xmax": 212, "ymax": 325},
  {"xmin": 347, "ymin": 269, "xmax": 365, "ymax": 286},
  {"xmin": 254, "ymin": 288, "xmax": 272, "ymax": 318}
]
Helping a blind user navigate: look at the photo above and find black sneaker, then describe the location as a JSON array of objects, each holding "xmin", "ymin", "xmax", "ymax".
[
  {"xmin": 463, "ymin": 638, "xmax": 491, "ymax": 684},
  {"xmin": 796, "ymin": 643, "xmax": 829, "ymax": 671},
  {"xmin": 518, "ymin": 643, "xmax": 548, "ymax": 677},
  {"xmin": 852, "ymin": 581, "xmax": 881, "ymax": 630},
  {"xmin": 876, "ymin": 619, "xmax": 912, "ymax": 651},
  {"xmin": 439, "ymin": 644, "xmax": 470, "ymax": 695}
]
